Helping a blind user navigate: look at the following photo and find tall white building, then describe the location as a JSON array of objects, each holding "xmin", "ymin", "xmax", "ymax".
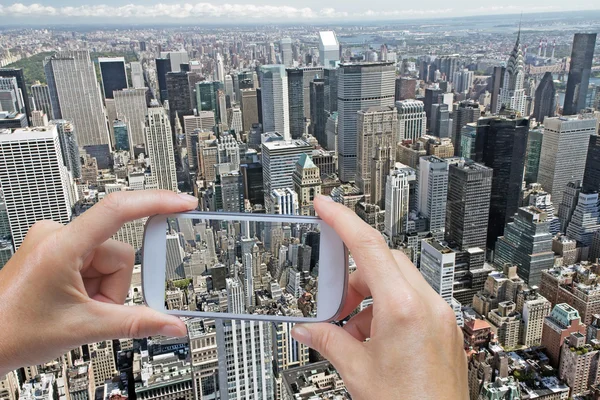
[
  {"xmin": 215, "ymin": 53, "xmax": 225, "ymax": 83},
  {"xmin": 114, "ymin": 88, "xmax": 149, "ymax": 151},
  {"xmin": 338, "ymin": 63, "xmax": 395, "ymax": 182},
  {"xmin": 261, "ymin": 138, "xmax": 312, "ymax": 208},
  {"xmin": 497, "ymin": 32, "xmax": 526, "ymax": 115},
  {"xmin": 396, "ymin": 100, "xmax": 427, "ymax": 142},
  {"xmin": 224, "ymin": 74, "xmax": 234, "ymax": 101},
  {"xmin": 537, "ymin": 116, "xmax": 597, "ymax": 205},
  {"xmin": 452, "ymin": 69, "xmax": 474, "ymax": 94},
  {"xmin": 259, "ymin": 65, "xmax": 290, "ymax": 140},
  {"xmin": 318, "ymin": 31, "xmax": 340, "ymax": 68},
  {"xmin": 216, "ymin": 319, "xmax": 274, "ymax": 400},
  {"xmin": 418, "ymin": 156, "xmax": 449, "ymax": 241},
  {"xmin": 226, "ymin": 277, "xmax": 245, "ymax": 314},
  {"xmin": 130, "ymin": 61, "xmax": 145, "ymax": 88},
  {"xmin": 88, "ymin": 340, "xmax": 117, "ymax": 393},
  {"xmin": 384, "ymin": 163, "xmax": 416, "ymax": 240},
  {"xmin": 44, "ymin": 50, "xmax": 110, "ymax": 146},
  {"xmin": 420, "ymin": 238, "xmax": 455, "ymax": 305},
  {"xmin": 228, "ymin": 108, "xmax": 243, "ymax": 135},
  {"xmin": 269, "ymin": 188, "xmax": 299, "ymax": 215},
  {"xmin": 145, "ymin": 107, "xmax": 177, "ymax": 192},
  {"xmin": 0, "ymin": 126, "xmax": 74, "ymax": 250},
  {"xmin": 280, "ymin": 38, "xmax": 294, "ymax": 67}
]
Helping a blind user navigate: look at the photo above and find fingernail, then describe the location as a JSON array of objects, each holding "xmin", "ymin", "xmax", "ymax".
[
  {"xmin": 316, "ymin": 195, "xmax": 334, "ymax": 203},
  {"xmin": 291, "ymin": 325, "xmax": 312, "ymax": 347},
  {"xmin": 178, "ymin": 193, "xmax": 198, "ymax": 204},
  {"xmin": 160, "ymin": 324, "xmax": 187, "ymax": 338}
]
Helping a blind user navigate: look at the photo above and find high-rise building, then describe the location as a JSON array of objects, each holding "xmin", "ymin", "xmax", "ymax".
[
  {"xmin": 240, "ymin": 89, "xmax": 258, "ymax": 134},
  {"xmin": 558, "ymin": 181, "xmax": 582, "ymax": 232},
  {"xmin": 559, "ymin": 332, "xmax": 598, "ymax": 396},
  {"xmin": 309, "ymin": 79, "xmax": 326, "ymax": 148},
  {"xmin": 260, "ymin": 65, "xmax": 290, "ymax": 140},
  {"xmin": 474, "ymin": 115, "xmax": 529, "ymax": 248},
  {"xmin": 418, "ymin": 156, "xmax": 449, "ymax": 241},
  {"xmin": 452, "ymin": 101, "xmax": 481, "ymax": 155},
  {"xmin": 337, "ymin": 63, "xmax": 395, "ymax": 182},
  {"xmin": 537, "ymin": 116, "xmax": 597, "ymax": 206},
  {"xmin": 114, "ymin": 88, "xmax": 149, "ymax": 151},
  {"xmin": 88, "ymin": 340, "xmax": 117, "ymax": 391},
  {"xmin": 0, "ymin": 126, "xmax": 74, "ymax": 250},
  {"xmin": 420, "ymin": 238, "xmax": 456, "ymax": 305},
  {"xmin": 533, "ymin": 72, "xmax": 556, "ymax": 123},
  {"xmin": 0, "ymin": 76, "xmax": 24, "ymax": 114},
  {"xmin": 453, "ymin": 69, "xmax": 474, "ymax": 93},
  {"xmin": 292, "ymin": 154, "xmax": 321, "ymax": 216},
  {"xmin": 0, "ymin": 68, "xmax": 31, "ymax": 121},
  {"xmin": 113, "ymin": 120, "xmax": 130, "ymax": 152},
  {"xmin": 145, "ymin": 108, "xmax": 177, "ymax": 192},
  {"xmin": 280, "ymin": 38, "xmax": 294, "ymax": 67},
  {"xmin": 262, "ymin": 138, "xmax": 312, "ymax": 208},
  {"xmin": 384, "ymin": 163, "xmax": 416, "ymax": 240},
  {"xmin": 51, "ymin": 119, "xmax": 81, "ymax": 179},
  {"xmin": 566, "ymin": 192, "xmax": 600, "ymax": 247},
  {"xmin": 269, "ymin": 188, "xmax": 299, "ymax": 215},
  {"xmin": 524, "ymin": 129, "xmax": 543, "ymax": 185},
  {"xmin": 519, "ymin": 288, "xmax": 552, "ymax": 347},
  {"xmin": 396, "ymin": 99, "xmax": 427, "ymax": 142},
  {"xmin": 430, "ymin": 103, "xmax": 452, "ymax": 139},
  {"xmin": 490, "ymin": 66, "xmax": 505, "ymax": 114},
  {"xmin": 160, "ymin": 50, "xmax": 189, "ymax": 73},
  {"xmin": 216, "ymin": 319, "xmax": 274, "ymax": 400},
  {"xmin": 30, "ymin": 83, "xmax": 53, "ymax": 118},
  {"xmin": 214, "ymin": 53, "xmax": 225, "ymax": 82},
  {"xmin": 224, "ymin": 74, "xmax": 234, "ymax": 101},
  {"xmin": 541, "ymin": 303, "xmax": 586, "ymax": 367},
  {"xmin": 563, "ymin": 33, "xmax": 597, "ymax": 115},
  {"xmin": 355, "ymin": 106, "xmax": 397, "ymax": 202},
  {"xmin": 98, "ymin": 57, "xmax": 128, "ymax": 99},
  {"xmin": 186, "ymin": 319, "xmax": 218, "ymax": 400},
  {"xmin": 166, "ymin": 72, "xmax": 193, "ymax": 130},
  {"xmin": 287, "ymin": 68, "xmax": 304, "ymax": 139},
  {"xmin": 494, "ymin": 206, "xmax": 555, "ymax": 286},
  {"xmin": 395, "ymin": 77, "xmax": 417, "ymax": 101},
  {"xmin": 497, "ymin": 31, "xmax": 526, "ymax": 115},
  {"xmin": 445, "ymin": 159, "xmax": 493, "ymax": 250},
  {"xmin": 130, "ymin": 61, "xmax": 144, "ymax": 89},
  {"xmin": 583, "ymin": 135, "xmax": 600, "ymax": 193},
  {"xmin": 318, "ymin": 31, "xmax": 340, "ymax": 68},
  {"xmin": 44, "ymin": 50, "xmax": 110, "ymax": 146},
  {"xmin": 424, "ymin": 87, "xmax": 443, "ymax": 128},
  {"xmin": 220, "ymin": 170, "xmax": 244, "ymax": 213},
  {"xmin": 155, "ymin": 58, "xmax": 172, "ymax": 103},
  {"xmin": 323, "ymin": 68, "xmax": 338, "ymax": 114}
]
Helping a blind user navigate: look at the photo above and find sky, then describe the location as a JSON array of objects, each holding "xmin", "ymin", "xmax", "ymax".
[{"xmin": 0, "ymin": 0, "xmax": 598, "ymax": 24}]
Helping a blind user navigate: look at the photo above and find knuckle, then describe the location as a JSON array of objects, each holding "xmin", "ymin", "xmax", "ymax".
[
  {"xmin": 102, "ymin": 192, "xmax": 126, "ymax": 214},
  {"xmin": 28, "ymin": 220, "xmax": 60, "ymax": 235},
  {"xmin": 358, "ymin": 227, "xmax": 386, "ymax": 249}
]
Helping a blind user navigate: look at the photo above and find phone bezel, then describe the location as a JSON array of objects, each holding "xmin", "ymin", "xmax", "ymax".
[{"xmin": 141, "ymin": 211, "xmax": 349, "ymax": 323}]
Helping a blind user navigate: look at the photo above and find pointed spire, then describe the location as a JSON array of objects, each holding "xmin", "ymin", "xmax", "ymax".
[{"xmin": 517, "ymin": 13, "xmax": 522, "ymax": 44}]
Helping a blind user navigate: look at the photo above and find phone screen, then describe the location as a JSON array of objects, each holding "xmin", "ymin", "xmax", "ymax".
[{"xmin": 164, "ymin": 217, "xmax": 320, "ymax": 318}]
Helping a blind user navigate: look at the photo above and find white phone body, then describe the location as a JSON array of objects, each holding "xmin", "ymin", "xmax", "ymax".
[{"xmin": 141, "ymin": 211, "xmax": 349, "ymax": 323}]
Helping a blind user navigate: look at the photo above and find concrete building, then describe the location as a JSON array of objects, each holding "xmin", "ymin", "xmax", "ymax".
[
  {"xmin": 559, "ymin": 332, "xmax": 598, "ymax": 396},
  {"xmin": 187, "ymin": 319, "xmax": 218, "ymax": 400},
  {"xmin": 281, "ymin": 361, "xmax": 348, "ymax": 400},
  {"xmin": 541, "ymin": 303, "xmax": 587, "ymax": 367},
  {"xmin": 420, "ymin": 239, "xmax": 456, "ymax": 305},
  {"xmin": 114, "ymin": 88, "xmax": 149, "ymax": 151},
  {"xmin": 566, "ymin": 192, "xmax": 600, "ymax": 247},
  {"xmin": 487, "ymin": 301, "xmax": 522, "ymax": 349},
  {"xmin": 240, "ymin": 89, "xmax": 259, "ymax": 134},
  {"xmin": 497, "ymin": 32, "xmax": 526, "ymax": 115},
  {"xmin": 519, "ymin": 288, "xmax": 552, "ymax": 347},
  {"xmin": 418, "ymin": 156, "xmax": 448, "ymax": 241},
  {"xmin": 89, "ymin": 341, "xmax": 117, "ymax": 392},
  {"xmin": 30, "ymin": 83, "xmax": 53, "ymax": 118},
  {"xmin": 396, "ymin": 99, "xmax": 427, "ymax": 142},
  {"xmin": 269, "ymin": 188, "xmax": 299, "ymax": 215},
  {"xmin": 260, "ymin": 65, "xmax": 290, "ymax": 140},
  {"xmin": 292, "ymin": 154, "xmax": 321, "ymax": 216},
  {"xmin": 145, "ymin": 107, "xmax": 177, "ymax": 192},
  {"xmin": 384, "ymin": 163, "xmax": 417, "ymax": 241},
  {"xmin": 318, "ymin": 31, "xmax": 340, "ymax": 68},
  {"xmin": 0, "ymin": 126, "xmax": 73, "ymax": 249}
]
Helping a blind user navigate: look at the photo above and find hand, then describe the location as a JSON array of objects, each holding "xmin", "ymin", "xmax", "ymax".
[
  {"xmin": 291, "ymin": 196, "xmax": 468, "ymax": 399},
  {"xmin": 0, "ymin": 190, "xmax": 198, "ymax": 376}
]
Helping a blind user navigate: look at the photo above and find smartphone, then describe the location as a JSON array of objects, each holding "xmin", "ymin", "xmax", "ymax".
[{"xmin": 141, "ymin": 212, "xmax": 348, "ymax": 323}]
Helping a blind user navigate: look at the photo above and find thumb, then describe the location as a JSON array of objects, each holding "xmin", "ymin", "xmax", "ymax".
[
  {"xmin": 292, "ymin": 323, "xmax": 364, "ymax": 373},
  {"xmin": 82, "ymin": 303, "xmax": 188, "ymax": 341}
]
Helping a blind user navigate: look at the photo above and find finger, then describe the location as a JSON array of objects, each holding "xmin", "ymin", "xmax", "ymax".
[
  {"xmin": 64, "ymin": 190, "xmax": 198, "ymax": 259},
  {"xmin": 292, "ymin": 323, "xmax": 365, "ymax": 378},
  {"xmin": 315, "ymin": 195, "xmax": 410, "ymax": 300},
  {"xmin": 337, "ymin": 270, "xmax": 372, "ymax": 318},
  {"xmin": 82, "ymin": 239, "xmax": 135, "ymax": 304},
  {"xmin": 343, "ymin": 306, "xmax": 373, "ymax": 342},
  {"xmin": 82, "ymin": 302, "xmax": 188, "ymax": 341}
]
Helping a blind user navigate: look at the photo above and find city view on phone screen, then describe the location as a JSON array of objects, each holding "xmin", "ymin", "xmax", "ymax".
[{"xmin": 164, "ymin": 217, "xmax": 320, "ymax": 318}]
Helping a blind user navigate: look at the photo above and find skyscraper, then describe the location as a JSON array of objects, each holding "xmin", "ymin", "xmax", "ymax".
[
  {"xmin": 259, "ymin": 65, "xmax": 290, "ymax": 140},
  {"xmin": 356, "ymin": 106, "xmax": 397, "ymax": 202},
  {"xmin": 474, "ymin": 115, "xmax": 529, "ymax": 248},
  {"xmin": 566, "ymin": 192, "xmax": 600, "ymax": 247},
  {"xmin": 384, "ymin": 163, "xmax": 416, "ymax": 240},
  {"xmin": 98, "ymin": 57, "xmax": 128, "ymax": 99},
  {"xmin": 494, "ymin": 206, "xmax": 555, "ymax": 286},
  {"xmin": 287, "ymin": 68, "xmax": 304, "ymax": 139},
  {"xmin": 524, "ymin": 129, "xmax": 543, "ymax": 185},
  {"xmin": 309, "ymin": 79, "xmax": 326, "ymax": 147},
  {"xmin": 51, "ymin": 119, "xmax": 81, "ymax": 179},
  {"xmin": 490, "ymin": 66, "xmax": 505, "ymax": 115},
  {"xmin": 583, "ymin": 135, "xmax": 600, "ymax": 193},
  {"xmin": 323, "ymin": 68, "xmax": 338, "ymax": 113},
  {"xmin": 453, "ymin": 69, "xmax": 474, "ymax": 94},
  {"xmin": 318, "ymin": 31, "xmax": 340, "ymax": 68},
  {"xmin": 0, "ymin": 126, "xmax": 73, "ymax": 250},
  {"xmin": 214, "ymin": 53, "xmax": 225, "ymax": 82},
  {"xmin": 155, "ymin": 58, "xmax": 171, "ymax": 103},
  {"xmin": 130, "ymin": 61, "xmax": 145, "ymax": 89},
  {"xmin": 420, "ymin": 238, "xmax": 456, "ymax": 305},
  {"xmin": 395, "ymin": 77, "xmax": 417, "ymax": 101},
  {"xmin": 145, "ymin": 108, "xmax": 177, "ymax": 192},
  {"xmin": 430, "ymin": 103, "xmax": 451, "ymax": 139},
  {"xmin": 445, "ymin": 159, "xmax": 492, "ymax": 250},
  {"xmin": 0, "ymin": 68, "xmax": 31, "ymax": 121},
  {"xmin": 418, "ymin": 156, "xmax": 449, "ymax": 241},
  {"xmin": 44, "ymin": 50, "xmax": 110, "ymax": 146},
  {"xmin": 240, "ymin": 88, "xmax": 258, "ymax": 134},
  {"xmin": 452, "ymin": 100, "xmax": 481, "ymax": 155},
  {"xmin": 0, "ymin": 76, "xmax": 24, "ymax": 114},
  {"xmin": 160, "ymin": 50, "xmax": 189, "ymax": 73},
  {"xmin": 497, "ymin": 31, "xmax": 526, "ymax": 115},
  {"xmin": 30, "ymin": 83, "xmax": 53, "ymax": 118},
  {"xmin": 537, "ymin": 116, "xmax": 597, "ymax": 206},
  {"xmin": 166, "ymin": 71, "xmax": 193, "ymax": 131},
  {"xmin": 114, "ymin": 88, "xmax": 149, "ymax": 151},
  {"xmin": 532, "ymin": 72, "xmax": 556, "ymax": 123},
  {"xmin": 292, "ymin": 154, "xmax": 321, "ymax": 216},
  {"xmin": 113, "ymin": 120, "xmax": 130, "ymax": 152},
  {"xmin": 563, "ymin": 33, "xmax": 597, "ymax": 115},
  {"xmin": 396, "ymin": 99, "xmax": 427, "ymax": 142},
  {"xmin": 280, "ymin": 38, "xmax": 294, "ymax": 67},
  {"xmin": 338, "ymin": 63, "xmax": 395, "ymax": 182}
]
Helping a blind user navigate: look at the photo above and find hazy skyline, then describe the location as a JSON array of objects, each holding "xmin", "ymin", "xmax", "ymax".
[{"xmin": 1, "ymin": 1, "xmax": 599, "ymax": 24}]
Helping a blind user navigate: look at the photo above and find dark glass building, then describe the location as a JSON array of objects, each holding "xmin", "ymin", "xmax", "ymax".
[
  {"xmin": 533, "ymin": 72, "xmax": 556, "ymax": 123},
  {"xmin": 583, "ymin": 135, "xmax": 600, "ymax": 193},
  {"xmin": 490, "ymin": 66, "xmax": 504, "ymax": 115},
  {"xmin": 424, "ymin": 87, "xmax": 443, "ymax": 129},
  {"xmin": 166, "ymin": 72, "xmax": 193, "ymax": 131},
  {"xmin": 287, "ymin": 68, "xmax": 305, "ymax": 139},
  {"xmin": 309, "ymin": 78, "xmax": 326, "ymax": 148},
  {"xmin": 155, "ymin": 58, "xmax": 172, "ymax": 103},
  {"xmin": 395, "ymin": 77, "xmax": 417, "ymax": 101},
  {"xmin": 99, "ymin": 58, "xmax": 127, "ymax": 99},
  {"xmin": 324, "ymin": 68, "xmax": 338, "ymax": 113},
  {"xmin": 474, "ymin": 116, "xmax": 529, "ymax": 249},
  {"xmin": 563, "ymin": 33, "xmax": 597, "ymax": 115},
  {"xmin": 241, "ymin": 162, "xmax": 264, "ymax": 206},
  {"xmin": 524, "ymin": 129, "xmax": 543, "ymax": 185},
  {"xmin": 113, "ymin": 120, "xmax": 130, "ymax": 152}
]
